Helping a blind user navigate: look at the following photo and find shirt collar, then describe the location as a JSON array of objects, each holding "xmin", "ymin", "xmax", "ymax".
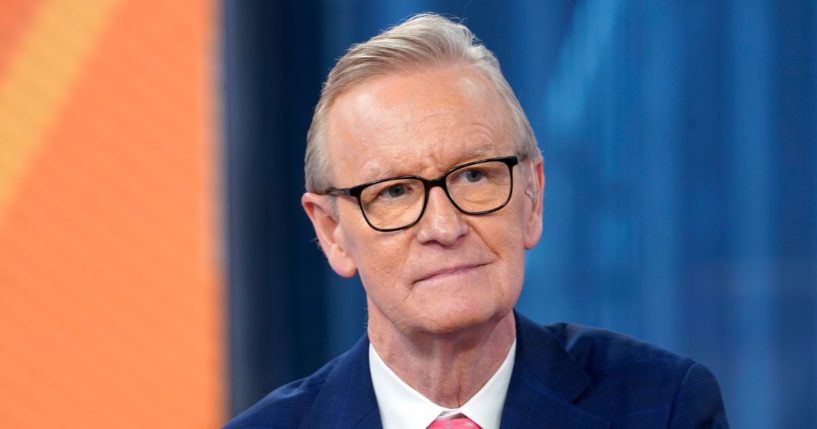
[{"xmin": 369, "ymin": 339, "xmax": 516, "ymax": 429}]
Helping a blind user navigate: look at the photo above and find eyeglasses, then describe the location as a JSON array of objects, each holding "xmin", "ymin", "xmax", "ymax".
[{"xmin": 323, "ymin": 155, "xmax": 520, "ymax": 232}]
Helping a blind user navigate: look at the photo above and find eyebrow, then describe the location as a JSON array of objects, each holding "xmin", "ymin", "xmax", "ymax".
[{"xmin": 462, "ymin": 143, "xmax": 496, "ymax": 160}]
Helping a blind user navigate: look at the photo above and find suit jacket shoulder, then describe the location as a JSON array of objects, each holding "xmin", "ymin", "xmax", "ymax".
[
  {"xmin": 223, "ymin": 355, "xmax": 332, "ymax": 429},
  {"xmin": 223, "ymin": 335, "xmax": 381, "ymax": 429},
  {"xmin": 511, "ymin": 317, "xmax": 728, "ymax": 428}
]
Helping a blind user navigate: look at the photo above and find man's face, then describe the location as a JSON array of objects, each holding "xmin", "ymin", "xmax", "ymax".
[{"xmin": 303, "ymin": 66, "xmax": 543, "ymax": 337}]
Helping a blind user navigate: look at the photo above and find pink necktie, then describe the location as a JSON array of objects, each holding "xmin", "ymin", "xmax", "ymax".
[{"xmin": 427, "ymin": 416, "xmax": 482, "ymax": 428}]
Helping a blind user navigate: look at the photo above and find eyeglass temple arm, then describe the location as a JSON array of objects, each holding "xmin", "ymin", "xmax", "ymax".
[{"xmin": 324, "ymin": 187, "xmax": 353, "ymax": 196}]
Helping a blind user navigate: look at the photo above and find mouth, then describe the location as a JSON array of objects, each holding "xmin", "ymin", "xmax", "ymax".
[{"xmin": 414, "ymin": 262, "xmax": 488, "ymax": 284}]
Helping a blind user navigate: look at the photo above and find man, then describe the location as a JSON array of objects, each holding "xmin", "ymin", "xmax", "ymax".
[{"xmin": 225, "ymin": 13, "xmax": 728, "ymax": 429}]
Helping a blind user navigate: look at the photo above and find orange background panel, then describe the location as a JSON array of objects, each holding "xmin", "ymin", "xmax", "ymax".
[
  {"xmin": 0, "ymin": 0, "xmax": 222, "ymax": 428},
  {"xmin": 0, "ymin": 0, "xmax": 43, "ymax": 73}
]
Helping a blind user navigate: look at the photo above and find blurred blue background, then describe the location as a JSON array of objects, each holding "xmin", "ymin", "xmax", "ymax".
[{"xmin": 223, "ymin": 1, "xmax": 817, "ymax": 427}]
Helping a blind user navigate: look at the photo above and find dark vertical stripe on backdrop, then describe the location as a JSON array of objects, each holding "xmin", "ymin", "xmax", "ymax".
[
  {"xmin": 771, "ymin": 1, "xmax": 817, "ymax": 427},
  {"xmin": 223, "ymin": 0, "xmax": 328, "ymax": 415}
]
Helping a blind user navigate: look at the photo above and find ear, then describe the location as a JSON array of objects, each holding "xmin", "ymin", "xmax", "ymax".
[
  {"xmin": 523, "ymin": 158, "xmax": 545, "ymax": 249},
  {"xmin": 301, "ymin": 193, "xmax": 357, "ymax": 277}
]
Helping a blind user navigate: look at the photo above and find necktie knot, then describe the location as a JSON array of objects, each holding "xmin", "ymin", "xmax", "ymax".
[{"xmin": 427, "ymin": 416, "xmax": 481, "ymax": 428}]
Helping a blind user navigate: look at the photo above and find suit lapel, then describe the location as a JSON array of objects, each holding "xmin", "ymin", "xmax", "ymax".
[
  {"xmin": 300, "ymin": 335, "xmax": 382, "ymax": 429},
  {"xmin": 500, "ymin": 313, "xmax": 609, "ymax": 429}
]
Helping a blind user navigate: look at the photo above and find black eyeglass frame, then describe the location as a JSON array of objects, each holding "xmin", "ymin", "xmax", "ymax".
[{"xmin": 323, "ymin": 155, "xmax": 520, "ymax": 232}]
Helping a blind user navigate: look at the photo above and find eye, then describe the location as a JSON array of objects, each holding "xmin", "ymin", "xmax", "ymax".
[
  {"xmin": 361, "ymin": 179, "xmax": 421, "ymax": 207},
  {"xmin": 462, "ymin": 168, "xmax": 485, "ymax": 182},
  {"xmin": 381, "ymin": 183, "xmax": 408, "ymax": 198}
]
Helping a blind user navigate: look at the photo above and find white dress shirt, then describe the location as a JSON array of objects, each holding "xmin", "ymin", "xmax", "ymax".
[{"xmin": 369, "ymin": 339, "xmax": 516, "ymax": 429}]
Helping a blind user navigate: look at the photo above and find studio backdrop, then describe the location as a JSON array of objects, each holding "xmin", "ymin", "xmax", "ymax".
[{"xmin": 224, "ymin": 1, "xmax": 817, "ymax": 428}]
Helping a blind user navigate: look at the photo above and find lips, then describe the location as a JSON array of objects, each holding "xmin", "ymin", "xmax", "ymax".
[{"xmin": 414, "ymin": 262, "xmax": 488, "ymax": 284}]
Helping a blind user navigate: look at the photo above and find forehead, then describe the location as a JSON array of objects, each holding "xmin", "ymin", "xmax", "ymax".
[{"xmin": 324, "ymin": 66, "xmax": 513, "ymax": 181}]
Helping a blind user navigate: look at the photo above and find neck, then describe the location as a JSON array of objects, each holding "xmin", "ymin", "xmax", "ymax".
[{"xmin": 367, "ymin": 306, "xmax": 516, "ymax": 408}]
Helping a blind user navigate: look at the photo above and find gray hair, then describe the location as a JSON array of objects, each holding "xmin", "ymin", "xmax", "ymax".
[{"xmin": 305, "ymin": 13, "xmax": 539, "ymax": 193}]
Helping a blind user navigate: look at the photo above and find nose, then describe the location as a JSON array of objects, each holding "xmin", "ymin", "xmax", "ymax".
[{"xmin": 414, "ymin": 186, "xmax": 468, "ymax": 245}]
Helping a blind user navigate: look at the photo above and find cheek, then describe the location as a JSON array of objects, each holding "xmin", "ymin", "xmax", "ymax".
[
  {"xmin": 349, "ymin": 235, "xmax": 411, "ymax": 292},
  {"xmin": 480, "ymin": 209, "xmax": 529, "ymax": 291},
  {"xmin": 487, "ymin": 209, "xmax": 528, "ymax": 252}
]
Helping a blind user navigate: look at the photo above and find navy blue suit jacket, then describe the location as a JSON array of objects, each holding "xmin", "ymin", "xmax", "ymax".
[{"xmin": 225, "ymin": 312, "xmax": 728, "ymax": 428}]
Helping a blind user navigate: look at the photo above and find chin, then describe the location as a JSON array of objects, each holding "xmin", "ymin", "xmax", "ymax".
[{"xmin": 414, "ymin": 304, "xmax": 507, "ymax": 337}]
